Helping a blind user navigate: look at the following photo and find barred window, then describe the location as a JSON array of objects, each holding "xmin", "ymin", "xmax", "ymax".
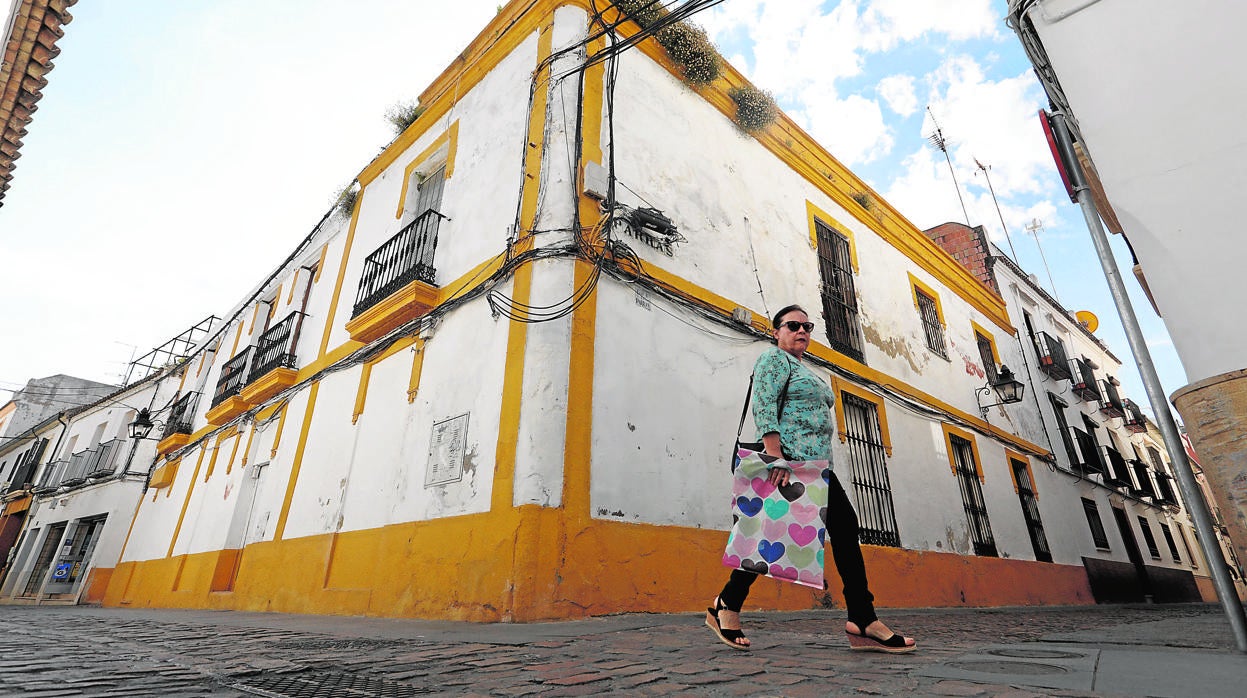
[
  {"xmin": 976, "ymin": 331, "xmax": 998, "ymax": 385},
  {"xmin": 950, "ymin": 434, "xmax": 997, "ymax": 557},
  {"xmin": 915, "ymin": 289, "xmax": 947, "ymax": 358},
  {"xmin": 1137, "ymin": 516, "xmax": 1161, "ymax": 559},
  {"xmin": 1082, "ymin": 497, "xmax": 1110, "ymax": 549},
  {"xmin": 815, "ymin": 221, "xmax": 864, "ymax": 362},
  {"xmin": 1011, "ymin": 457, "xmax": 1052, "ymax": 562},
  {"xmin": 842, "ymin": 393, "xmax": 900, "ymax": 547},
  {"xmin": 1159, "ymin": 522, "xmax": 1181, "ymax": 563}
]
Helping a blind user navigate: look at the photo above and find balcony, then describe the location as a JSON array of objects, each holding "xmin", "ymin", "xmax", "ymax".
[
  {"xmin": 206, "ymin": 347, "xmax": 253, "ymax": 425},
  {"xmin": 1099, "ymin": 378, "xmax": 1125, "ymax": 418},
  {"xmin": 1130, "ymin": 459, "xmax": 1157, "ymax": 499},
  {"xmin": 1071, "ymin": 358, "xmax": 1101, "ymax": 402},
  {"xmin": 1122, "ymin": 399, "xmax": 1147, "ymax": 433},
  {"xmin": 1154, "ymin": 472, "xmax": 1178, "ymax": 506},
  {"xmin": 1072, "ymin": 427, "xmax": 1105, "ymax": 476},
  {"xmin": 32, "ymin": 459, "xmax": 67, "ymax": 494},
  {"xmin": 60, "ymin": 449, "xmax": 93, "ymax": 488},
  {"xmin": 346, "ymin": 209, "xmax": 443, "ymax": 343},
  {"xmin": 156, "ymin": 392, "xmax": 198, "ymax": 456},
  {"xmin": 240, "ymin": 311, "xmax": 302, "ymax": 405},
  {"xmin": 1101, "ymin": 446, "xmax": 1132, "ymax": 488},
  {"xmin": 1034, "ymin": 331, "xmax": 1072, "ymax": 381}
]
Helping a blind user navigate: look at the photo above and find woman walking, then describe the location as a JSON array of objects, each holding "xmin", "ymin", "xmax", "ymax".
[{"xmin": 706, "ymin": 304, "xmax": 916, "ymax": 653}]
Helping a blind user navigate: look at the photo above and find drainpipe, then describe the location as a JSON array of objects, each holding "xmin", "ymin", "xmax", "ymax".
[{"xmin": 1048, "ymin": 110, "xmax": 1247, "ymax": 652}]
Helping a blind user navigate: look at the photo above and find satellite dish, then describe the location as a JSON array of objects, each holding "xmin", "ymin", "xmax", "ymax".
[{"xmin": 1075, "ymin": 310, "xmax": 1099, "ymax": 333}]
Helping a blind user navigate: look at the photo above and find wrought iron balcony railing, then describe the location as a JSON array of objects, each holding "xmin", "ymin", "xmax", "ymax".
[
  {"xmin": 61, "ymin": 449, "xmax": 92, "ymax": 487},
  {"xmin": 1122, "ymin": 399, "xmax": 1147, "ymax": 433},
  {"xmin": 248, "ymin": 311, "xmax": 302, "ymax": 383},
  {"xmin": 212, "ymin": 346, "xmax": 253, "ymax": 408},
  {"xmin": 1099, "ymin": 378, "xmax": 1125, "ymax": 418},
  {"xmin": 33, "ymin": 459, "xmax": 68, "ymax": 493},
  {"xmin": 86, "ymin": 439, "xmax": 123, "ymax": 479},
  {"xmin": 1071, "ymin": 357, "xmax": 1101, "ymax": 402},
  {"xmin": 352, "ymin": 208, "xmax": 444, "ymax": 318},
  {"xmin": 1071, "ymin": 427, "xmax": 1104, "ymax": 476},
  {"xmin": 1033, "ymin": 331, "xmax": 1072, "ymax": 381},
  {"xmin": 162, "ymin": 392, "xmax": 198, "ymax": 440}
]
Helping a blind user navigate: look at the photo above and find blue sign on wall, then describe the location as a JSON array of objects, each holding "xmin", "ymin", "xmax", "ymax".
[{"xmin": 51, "ymin": 562, "xmax": 72, "ymax": 581}]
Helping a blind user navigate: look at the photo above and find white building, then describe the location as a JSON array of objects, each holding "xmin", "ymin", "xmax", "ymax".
[
  {"xmin": 1007, "ymin": 0, "xmax": 1247, "ymax": 582},
  {"xmin": 67, "ymin": 0, "xmax": 1216, "ymax": 621}
]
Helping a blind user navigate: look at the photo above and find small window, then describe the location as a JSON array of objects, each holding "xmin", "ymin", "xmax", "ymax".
[
  {"xmin": 944, "ymin": 427, "xmax": 997, "ymax": 557},
  {"xmin": 1082, "ymin": 498, "xmax": 1110, "ymax": 549},
  {"xmin": 1137, "ymin": 516, "xmax": 1161, "ymax": 559},
  {"xmin": 840, "ymin": 391, "xmax": 900, "ymax": 547},
  {"xmin": 1179, "ymin": 526, "xmax": 1200, "ymax": 569},
  {"xmin": 815, "ymin": 220, "xmax": 865, "ymax": 362},
  {"xmin": 1159, "ymin": 522, "xmax": 1181, "ymax": 563},
  {"xmin": 909, "ymin": 274, "xmax": 947, "ymax": 359},
  {"xmin": 975, "ymin": 330, "xmax": 998, "ymax": 384}
]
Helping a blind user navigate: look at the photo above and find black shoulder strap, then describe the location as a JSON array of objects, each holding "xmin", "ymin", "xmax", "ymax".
[{"xmin": 735, "ymin": 360, "xmax": 794, "ymax": 442}]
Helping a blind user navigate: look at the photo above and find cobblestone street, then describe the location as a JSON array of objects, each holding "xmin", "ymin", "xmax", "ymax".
[{"xmin": 0, "ymin": 602, "xmax": 1243, "ymax": 696}]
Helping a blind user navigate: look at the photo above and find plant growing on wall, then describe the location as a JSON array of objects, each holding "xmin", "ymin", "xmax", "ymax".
[
  {"xmin": 334, "ymin": 184, "xmax": 359, "ymax": 217},
  {"xmin": 729, "ymin": 85, "xmax": 778, "ymax": 132},
  {"xmin": 851, "ymin": 190, "xmax": 874, "ymax": 211},
  {"xmin": 656, "ymin": 22, "xmax": 722, "ymax": 86},
  {"xmin": 615, "ymin": 0, "xmax": 666, "ymax": 27},
  {"xmin": 385, "ymin": 101, "xmax": 425, "ymax": 134}
]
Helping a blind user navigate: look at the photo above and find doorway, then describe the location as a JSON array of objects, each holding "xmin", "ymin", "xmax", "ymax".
[{"xmin": 1111, "ymin": 506, "xmax": 1152, "ymax": 601}]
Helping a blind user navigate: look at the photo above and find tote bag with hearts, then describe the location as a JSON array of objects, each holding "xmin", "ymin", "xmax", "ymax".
[{"xmin": 722, "ymin": 447, "xmax": 829, "ymax": 589}]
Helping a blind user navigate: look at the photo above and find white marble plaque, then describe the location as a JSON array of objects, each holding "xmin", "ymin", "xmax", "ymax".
[{"xmin": 425, "ymin": 413, "xmax": 469, "ymax": 487}]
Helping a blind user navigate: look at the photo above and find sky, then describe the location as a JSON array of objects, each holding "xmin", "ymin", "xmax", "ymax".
[{"xmin": 0, "ymin": 0, "xmax": 1185, "ymax": 421}]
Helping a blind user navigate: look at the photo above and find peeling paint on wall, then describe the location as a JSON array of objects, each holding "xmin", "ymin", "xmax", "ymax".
[{"xmin": 862, "ymin": 321, "xmax": 923, "ymax": 373}]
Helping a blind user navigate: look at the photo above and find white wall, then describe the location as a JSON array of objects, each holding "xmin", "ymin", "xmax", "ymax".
[{"xmin": 1027, "ymin": 0, "xmax": 1247, "ymax": 383}]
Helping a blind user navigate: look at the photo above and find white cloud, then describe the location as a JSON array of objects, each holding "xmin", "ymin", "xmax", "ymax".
[
  {"xmin": 796, "ymin": 90, "xmax": 894, "ymax": 166},
  {"xmin": 862, "ymin": 0, "xmax": 1002, "ymax": 49},
  {"xmin": 877, "ymin": 74, "xmax": 917, "ymax": 116}
]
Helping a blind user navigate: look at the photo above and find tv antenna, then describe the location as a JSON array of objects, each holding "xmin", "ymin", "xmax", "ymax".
[
  {"xmin": 974, "ymin": 158, "xmax": 1020, "ymax": 264},
  {"xmin": 1024, "ymin": 218, "xmax": 1061, "ymax": 304},
  {"xmin": 925, "ymin": 106, "xmax": 970, "ymax": 226}
]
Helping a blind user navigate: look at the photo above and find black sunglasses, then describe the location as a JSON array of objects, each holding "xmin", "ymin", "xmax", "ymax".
[{"xmin": 779, "ymin": 321, "xmax": 815, "ymax": 332}]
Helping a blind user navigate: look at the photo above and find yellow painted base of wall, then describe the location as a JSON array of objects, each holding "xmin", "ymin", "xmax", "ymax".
[
  {"xmin": 82, "ymin": 567, "xmax": 113, "ymax": 604},
  {"xmin": 105, "ymin": 507, "xmax": 1093, "ymax": 621}
]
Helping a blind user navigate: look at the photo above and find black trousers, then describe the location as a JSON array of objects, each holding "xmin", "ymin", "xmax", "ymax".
[{"xmin": 718, "ymin": 470, "xmax": 877, "ymax": 627}]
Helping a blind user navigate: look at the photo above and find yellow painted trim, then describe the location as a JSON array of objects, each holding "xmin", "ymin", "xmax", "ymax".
[
  {"xmin": 633, "ymin": 256, "xmax": 1048, "ymax": 457},
  {"xmin": 830, "ymin": 376, "xmax": 893, "ymax": 457},
  {"xmin": 943, "ymin": 423, "xmax": 986, "ymax": 482},
  {"xmin": 806, "ymin": 200, "xmax": 859, "ymax": 273},
  {"xmin": 239, "ymin": 367, "xmax": 298, "ymax": 406},
  {"xmin": 971, "ymin": 320, "xmax": 1001, "ymax": 365},
  {"xmin": 239, "ymin": 423, "xmax": 256, "ymax": 468},
  {"xmin": 228, "ymin": 321, "xmax": 244, "ymax": 359},
  {"xmin": 156, "ymin": 432, "xmax": 191, "ymax": 458},
  {"xmin": 287, "ymin": 270, "xmax": 299, "ymax": 305},
  {"xmin": 318, "ymin": 184, "xmax": 365, "ymax": 360},
  {"xmin": 175, "ymin": 366, "xmax": 188, "ymax": 395},
  {"xmin": 343, "ymin": 279, "xmax": 439, "ymax": 344},
  {"xmin": 203, "ymin": 429, "xmax": 235, "ymax": 482},
  {"xmin": 248, "ymin": 303, "xmax": 261, "ymax": 335},
  {"xmin": 353, "ymin": 364, "xmax": 373, "ymax": 425},
  {"xmin": 314, "ymin": 244, "xmax": 328, "ymax": 283},
  {"xmin": 167, "ymin": 446, "xmax": 209, "ymax": 557},
  {"xmin": 408, "ymin": 338, "xmax": 427, "ymax": 403},
  {"xmin": 196, "ymin": 352, "xmax": 207, "ymax": 378},
  {"xmin": 909, "ymin": 272, "xmax": 946, "ymax": 326},
  {"xmin": 274, "ymin": 381, "xmax": 320, "ymax": 541},
  {"xmin": 204, "ymin": 395, "xmax": 250, "ymax": 427},
  {"xmin": 394, "ymin": 120, "xmax": 459, "ymax": 220},
  {"xmin": 1005, "ymin": 448, "xmax": 1036, "ymax": 498},
  {"xmin": 113, "ymin": 477, "xmax": 150, "ymax": 569},
  {"xmin": 222, "ymin": 428, "xmax": 243, "ymax": 476},
  {"xmin": 564, "ymin": 258, "xmax": 598, "ymax": 520},
  {"xmin": 270, "ymin": 404, "xmax": 289, "ymax": 459}
]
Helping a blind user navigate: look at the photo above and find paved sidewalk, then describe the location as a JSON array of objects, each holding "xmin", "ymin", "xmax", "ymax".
[{"xmin": 0, "ymin": 602, "xmax": 1243, "ymax": 696}]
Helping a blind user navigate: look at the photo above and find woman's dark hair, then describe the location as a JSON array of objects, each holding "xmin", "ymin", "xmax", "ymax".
[{"xmin": 771, "ymin": 304, "xmax": 808, "ymax": 328}]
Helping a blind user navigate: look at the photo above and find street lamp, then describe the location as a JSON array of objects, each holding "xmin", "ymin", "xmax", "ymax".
[
  {"xmin": 127, "ymin": 408, "xmax": 161, "ymax": 440},
  {"xmin": 976, "ymin": 365, "xmax": 1026, "ymax": 418}
]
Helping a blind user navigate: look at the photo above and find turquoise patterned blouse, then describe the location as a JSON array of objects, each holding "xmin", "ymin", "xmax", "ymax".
[{"xmin": 752, "ymin": 347, "xmax": 836, "ymax": 464}]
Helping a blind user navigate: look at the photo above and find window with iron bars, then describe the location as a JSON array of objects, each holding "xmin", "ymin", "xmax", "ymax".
[
  {"xmin": 976, "ymin": 331, "xmax": 998, "ymax": 385},
  {"xmin": 814, "ymin": 220, "xmax": 864, "ymax": 362},
  {"xmin": 949, "ymin": 434, "xmax": 997, "ymax": 556},
  {"xmin": 1010, "ymin": 457, "xmax": 1052, "ymax": 562},
  {"xmin": 1082, "ymin": 497, "xmax": 1110, "ymax": 549},
  {"xmin": 841, "ymin": 393, "xmax": 900, "ymax": 547},
  {"xmin": 1137, "ymin": 516, "xmax": 1161, "ymax": 559},
  {"xmin": 1159, "ymin": 522, "xmax": 1181, "ymax": 563},
  {"xmin": 915, "ymin": 288, "xmax": 947, "ymax": 358}
]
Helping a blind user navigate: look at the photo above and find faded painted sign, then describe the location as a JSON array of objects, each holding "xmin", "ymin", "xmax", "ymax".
[{"xmin": 425, "ymin": 413, "xmax": 470, "ymax": 487}]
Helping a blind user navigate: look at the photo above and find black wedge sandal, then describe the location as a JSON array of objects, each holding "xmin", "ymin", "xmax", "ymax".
[
  {"xmin": 845, "ymin": 620, "xmax": 916, "ymax": 654},
  {"xmin": 705, "ymin": 598, "xmax": 750, "ymax": 650}
]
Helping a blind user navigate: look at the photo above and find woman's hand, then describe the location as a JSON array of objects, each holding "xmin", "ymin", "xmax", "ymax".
[{"xmin": 766, "ymin": 465, "xmax": 790, "ymax": 487}]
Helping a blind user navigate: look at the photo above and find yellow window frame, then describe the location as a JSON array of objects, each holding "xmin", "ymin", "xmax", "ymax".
[
  {"xmin": 806, "ymin": 200, "xmax": 859, "ymax": 273},
  {"xmin": 908, "ymin": 272, "xmax": 946, "ymax": 326},
  {"xmin": 831, "ymin": 376, "xmax": 892, "ymax": 456},
  {"xmin": 1005, "ymin": 448, "xmax": 1038, "ymax": 498},
  {"xmin": 942, "ymin": 423, "xmax": 985, "ymax": 482},
  {"xmin": 395, "ymin": 120, "xmax": 459, "ymax": 220}
]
